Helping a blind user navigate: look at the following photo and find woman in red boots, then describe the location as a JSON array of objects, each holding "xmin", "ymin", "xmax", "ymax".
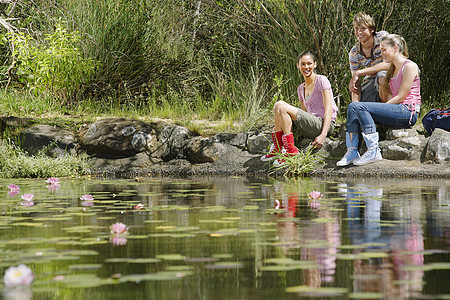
[{"xmin": 261, "ymin": 51, "xmax": 338, "ymax": 167}]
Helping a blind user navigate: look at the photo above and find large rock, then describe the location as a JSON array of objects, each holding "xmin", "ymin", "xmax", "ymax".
[
  {"xmin": 185, "ymin": 137, "xmax": 243, "ymax": 163},
  {"xmin": 79, "ymin": 118, "xmax": 158, "ymax": 158},
  {"xmin": 247, "ymin": 133, "xmax": 271, "ymax": 154},
  {"xmin": 159, "ymin": 125, "xmax": 195, "ymax": 161},
  {"xmin": 19, "ymin": 124, "xmax": 76, "ymax": 156},
  {"xmin": 212, "ymin": 133, "xmax": 248, "ymax": 150},
  {"xmin": 380, "ymin": 135, "xmax": 426, "ymax": 161},
  {"xmin": 424, "ymin": 128, "xmax": 450, "ymax": 164}
]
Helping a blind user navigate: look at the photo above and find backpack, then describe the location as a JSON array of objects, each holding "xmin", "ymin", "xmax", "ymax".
[{"xmin": 422, "ymin": 107, "xmax": 450, "ymax": 134}]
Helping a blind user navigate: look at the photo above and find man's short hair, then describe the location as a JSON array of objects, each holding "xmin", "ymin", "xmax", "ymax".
[{"xmin": 353, "ymin": 12, "xmax": 376, "ymax": 32}]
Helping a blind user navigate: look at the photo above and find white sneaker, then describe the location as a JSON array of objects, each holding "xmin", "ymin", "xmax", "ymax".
[
  {"xmin": 336, "ymin": 148, "xmax": 360, "ymax": 166},
  {"xmin": 353, "ymin": 147, "xmax": 382, "ymax": 165}
]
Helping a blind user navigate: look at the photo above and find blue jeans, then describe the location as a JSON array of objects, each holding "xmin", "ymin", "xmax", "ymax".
[{"xmin": 346, "ymin": 102, "xmax": 417, "ymax": 134}]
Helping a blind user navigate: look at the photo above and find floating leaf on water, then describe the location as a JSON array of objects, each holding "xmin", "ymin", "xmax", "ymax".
[
  {"xmin": 118, "ymin": 272, "xmax": 186, "ymax": 283},
  {"xmin": 105, "ymin": 258, "xmax": 161, "ymax": 263},
  {"xmin": 400, "ymin": 263, "xmax": 450, "ymax": 271},
  {"xmin": 392, "ymin": 280, "xmax": 425, "ymax": 286},
  {"xmin": 360, "ymin": 252, "xmax": 389, "ymax": 258},
  {"xmin": 349, "ymin": 292, "xmax": 384, "ymax": 299},
  {"xmin": 11, "ymin": 222, "xmax": 45, "ymax": 227},
  {"xmin": 243, "ymin": 205, "xmax": 259, "ymax": 210},
  {"xmin": 155, "ymin": 254, "xmax": 186, "ymax": 261},
  {"xmin": 264, "ymin": 258, "xmax": 294, "ymax": 264},
  {"xmin": 184, "ymin": 257, "xmax": 219, "ymax": 263},
  {"xmin": 212, "ymin": 254, "xmax": 234, "ymax": 259},
  {"xmin": 68, "ymin": 264, "xmax": 102, "ymax": 270},
  {"xmin": 336, "ymin": 253, "xmax": 366, "ymax": 260},
  {"xmin": 277, "ymin": 217, "xmax": 297, "ymax": 222},
  {"xmin": 285, "ymin": 286, "xmax": 348, "ymax": 295},
  {"xmin": 60, "ymin": 274, "xmax": 114, "ymax": 288},
  {"xmin": 338, "ymin": 245, "xmax": 367, "ymax": 250},
  {"xmin": 261, "ymin": 265, "xmax": 314, "ymax": 271},
  {"xmin": 362, "ymin": 242, "xmax": 387, "ymax": 247},
  {"xmin": 312, "ymin": 218, "xmax": 335, "ymax": 223},
  {"xmin": 129, "ymin": 258, "xmax": 161, "ymax": 264},
  {"xmin": 156, "ymin": 226, "xmax": 176, "ymax": 230},
  {"xmin": 205, "ymin": 262, "xmax": 243, "ymax": 269},
  {"xmin": 126, "ymin": 235, "xmax": 148, "ymax": 239}
]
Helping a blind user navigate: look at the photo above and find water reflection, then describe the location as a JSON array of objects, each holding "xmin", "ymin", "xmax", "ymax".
[{"xmin": 0, "ymin": 176, "xmax": 448, "ymax": 299}]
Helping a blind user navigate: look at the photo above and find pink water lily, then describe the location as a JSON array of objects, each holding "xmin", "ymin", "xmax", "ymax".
[
  {"xmin": 47, "ymin": 183, "xmax": 61, "ymax": 191},
  {"xmin": 21, "ymin": 201, "xmax": 35, "ymax": 207},
  {"xmin": 134, "ymin": 203, "xmax": 144, "ymax": 210},
  {"xmin": 308, "ymin": 200, "xmax": 321, "ymax": 210},
  {"xmin": 80, "ymin": 194, "xmax": 94, "ymax": 201},
  {"xmin": 21, "ymin": 194, "xmax": 34, "ymax": 202},
  {"xmin": 110, "ymin": 235, "xmax": 128, "ymax": 246},
  {"xmin": 308, "ymin": 191, "xmax": 323, "ymax": 200},
  {"xmin": 46, "ymin": 177, "xmax": 60, "ymax": 185},
  {"xmin": 110, "ymin": 222, "xmax": 128, "ymax": 234},
  {"xmin": 81, "ymin": 200, "xmax": 94, "ymax": 207},
  {"xmin": 7, "ymin": 184, "xmax": 20, "ymax": 192},
  {"xmin": 3, "ymin": 264, "xmax": 34, "ymax": 288}
]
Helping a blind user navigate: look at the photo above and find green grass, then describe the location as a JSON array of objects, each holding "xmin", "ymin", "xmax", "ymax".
[
  {"xmin": 0, "ymin": 140, "xmax": 90, "ymax": 179},
  {"xmin": 269, "ymin": 146, "xmax": 325, "ymax": 177}
]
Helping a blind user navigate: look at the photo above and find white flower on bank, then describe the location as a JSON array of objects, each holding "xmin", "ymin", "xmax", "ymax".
[{"xmin": 3, "ymin": 264, "xmax": 34, "ymax": 288}]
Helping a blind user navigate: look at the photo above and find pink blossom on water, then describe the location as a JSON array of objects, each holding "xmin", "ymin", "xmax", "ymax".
[
  {"xmin": 46, "ymin": 183, "xmax": 61, "ymax": 191},
  {"xmin": 7, "ymin": 184, "xmax": 20, "ymax": 192},
  {"xmin": 110, "ymin": 235, "xmax": 128, "ymax": 246},
  {"xmin": 308, "ymin": 191, "xmax": 323, "ymax": 200},
  {"xmin": 3, "ymin": 264, "xmax": 34, "ymax": 288},
  {"xmin": 308, "ymin": 200, "xmax": 321, "ymax": 210},
  {"xmin": 7, "ymin": 184, "xmax": 20, "ymax": 196},
  {"xmin": 21, "ymin": 194, "xmax": 34, "ymax": 202},
  {"xmin": 81, "ymin": 200, "xmax": 94, "ymax": 207},
  {"xmin": 134, "ymin": 203, "xmax": 144, "ymax": 210},
  {"xmin": 21, "ymin": 201, "xmax": 35, "ymax": 207},
  {"xmin": 8, "ymin": 190, "xmax": 20, "ymax": 197},
  {"xmin": 80, "ymin": 194, "xmax": 94, "ymax": 201},
  {"xmin": 110, "ymin": 222, "xmax": 128, "ymax": 234},
  {"xmin": 46, "ymin": 177, "xmax": 60, "ymax": 185}
]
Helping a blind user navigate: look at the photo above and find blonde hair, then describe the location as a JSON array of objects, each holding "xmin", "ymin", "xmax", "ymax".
[
  {"xmin": 381, "ymin": 34, "xmax": 410, "ymax": 94},
  {"xmin": 353, "ymin": 12, "xmax": 375, "ymax": 32}
]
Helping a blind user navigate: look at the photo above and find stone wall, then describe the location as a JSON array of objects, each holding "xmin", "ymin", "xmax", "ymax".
[{"xmin": 1, "ymin": 116, "xmax": 449, "ymax": 177}]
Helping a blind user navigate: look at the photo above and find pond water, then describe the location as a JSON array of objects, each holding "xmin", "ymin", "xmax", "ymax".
[{"xmin": 0, "ymin": 176, "xmax": 449, "ymax": 299}]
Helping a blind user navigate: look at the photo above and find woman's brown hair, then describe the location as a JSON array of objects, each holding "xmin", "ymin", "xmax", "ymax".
[{"xmin": 381, "ymin": 34, "xmax": 409, "ymax": 96}]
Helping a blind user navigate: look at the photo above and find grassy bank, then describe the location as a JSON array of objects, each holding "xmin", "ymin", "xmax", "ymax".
[{"xmin": 0, "ymin": 140, "xmax": 90, "ymax": 179}]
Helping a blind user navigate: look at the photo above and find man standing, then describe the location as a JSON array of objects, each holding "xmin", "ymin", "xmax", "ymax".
[{"xmin": 349, "ymin": 12, "xmax": 390, "ymax": 102}]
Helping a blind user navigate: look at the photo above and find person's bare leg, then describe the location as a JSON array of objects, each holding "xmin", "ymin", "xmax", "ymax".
[{"xmin": 273, "ymin": 101, "xmax": 298, "ymax": 134}]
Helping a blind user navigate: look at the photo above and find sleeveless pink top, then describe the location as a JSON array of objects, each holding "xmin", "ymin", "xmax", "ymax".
[{"xmin": 389, "ymin": 60, "xmax": 421, "ymax": 111}]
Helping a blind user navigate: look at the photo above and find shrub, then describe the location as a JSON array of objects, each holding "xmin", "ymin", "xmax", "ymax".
[{"xmin": 9, "ymin": 24, "xmax": 98, "ymax": 100}]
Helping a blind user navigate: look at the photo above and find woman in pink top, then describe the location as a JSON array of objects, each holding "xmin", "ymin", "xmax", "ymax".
[
  {"xmin": 337, "ymin": 34, "xmax": 421, "ymax": 166},
  {"xmin": 261, "ymin": 51, "xmax": 338, "ymax": 167}
]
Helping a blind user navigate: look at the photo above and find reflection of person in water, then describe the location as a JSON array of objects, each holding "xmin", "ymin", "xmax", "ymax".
[
  {"xmin": 300, "ymin": 209, "xmax": 341, "ymax": 284},
  {"xmin": 340, "ymin": 183, "xmax": 383, "ymax": 245},
  {"xmin": 339, "ymin": 181, "xmax": 425, "ymax": 298}
]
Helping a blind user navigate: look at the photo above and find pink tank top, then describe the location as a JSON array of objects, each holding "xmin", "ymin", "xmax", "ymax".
[{"xmin": 389, "ymin": 60, "xmax": 421, "ymax": 110}]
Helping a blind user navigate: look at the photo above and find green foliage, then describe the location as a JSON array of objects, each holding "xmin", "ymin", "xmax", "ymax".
[
  {"xmin": 9, "ymin": 24, "xmax": 98, "ymax": 100},
  {"xmin": 0, "ymin": 140, "xmax": 90, "ymax": 178},
  {"xmin": 269, "ymin": 147, "xmax": 325, "ymax": 177}
]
